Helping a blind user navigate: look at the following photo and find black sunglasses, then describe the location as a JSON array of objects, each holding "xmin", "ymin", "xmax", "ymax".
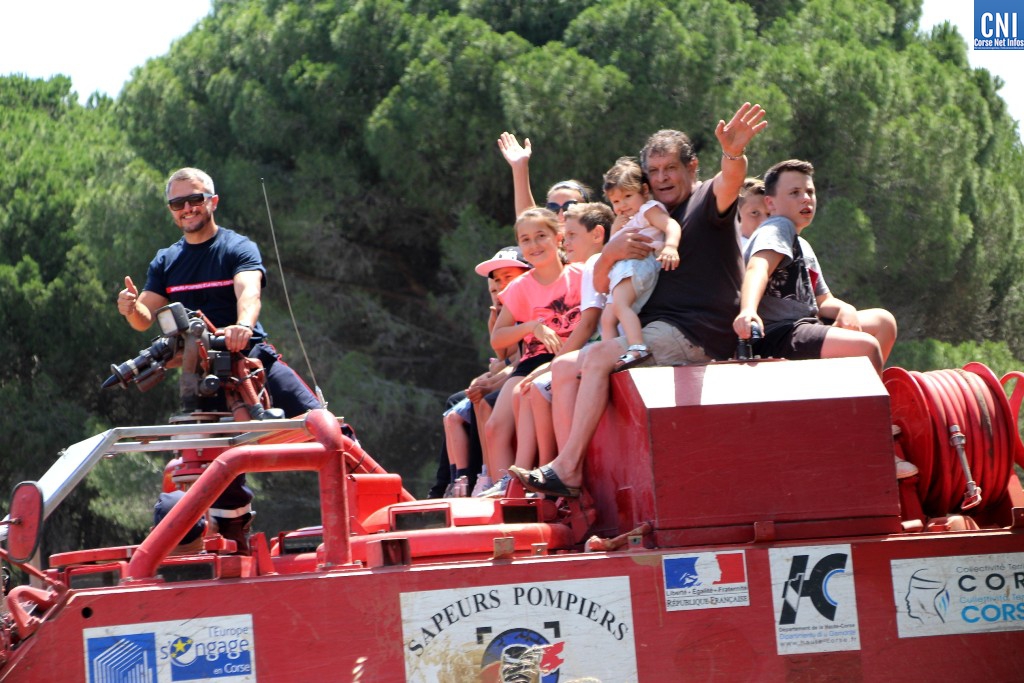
[
  {"xmin": 545, "ymin": 199, "xmax": 579, "ymax": 213},
  {"xmin": 168, "ymin": 192, "xmax": 214, "ymax": 211}
]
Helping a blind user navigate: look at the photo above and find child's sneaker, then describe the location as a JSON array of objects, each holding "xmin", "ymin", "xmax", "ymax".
[
  {"xmin": 444, "ymin": 475, "xmax": 469, "ymax": 497},
  {"xmin": 471, "ymin": 467, "xmax": 493, "ymax": 497},
  {"xmin": 479, "ymin": 474, "xmax": 511, "ymax": 498}
]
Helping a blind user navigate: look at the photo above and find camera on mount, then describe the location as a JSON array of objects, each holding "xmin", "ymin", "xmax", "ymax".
[
  {"xmin": 103, "ymin": 303, "xmax": 196, "ymax": 392},
  {"xmin": 103, "ymin": 303, "xmax": 283, "ymax": 421}
]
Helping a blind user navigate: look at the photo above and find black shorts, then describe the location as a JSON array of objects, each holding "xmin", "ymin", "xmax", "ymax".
[
  {"xmin": 756, "ymin": 318, "xmax": 829, "ymax": 360},
  {"xmin": 511, "ymin": 353, "xmax": 555, "ymax": 378}
]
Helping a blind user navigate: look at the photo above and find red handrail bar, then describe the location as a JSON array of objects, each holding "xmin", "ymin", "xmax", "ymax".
[{"xmin": 126, "ymin": 409, "xmax": 358, "ymax": 580}]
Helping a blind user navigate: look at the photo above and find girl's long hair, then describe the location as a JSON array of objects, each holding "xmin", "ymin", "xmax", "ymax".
[{"xmin": 515, "ymin": 207, "xmax": 566, "ymax": 264}]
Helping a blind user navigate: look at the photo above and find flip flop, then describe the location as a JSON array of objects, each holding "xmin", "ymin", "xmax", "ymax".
[
  {"xmin": 508, "ymin": 465, "xmax": 581, "ymax": 498},
  {"xmin": 613, "ymin": 344, "xmax": 652, "ymax": 373}
]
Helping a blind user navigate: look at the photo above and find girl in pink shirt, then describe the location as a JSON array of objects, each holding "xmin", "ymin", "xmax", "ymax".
[{"xmin": 481, "ymin": 208, "xmax": 583, "ymax": 497}]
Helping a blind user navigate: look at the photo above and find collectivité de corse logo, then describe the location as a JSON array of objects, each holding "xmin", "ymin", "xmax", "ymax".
[
  {"xmin": 974, "ymin": 0, "xmax": 1024, "ymax": 50},
  {"xmin": 892, "ymin": 552, "xmax": 1024, "ymax": 638},
  {"xmin": 83, "ymin": 615, "xmax": 256, "ymax": 683}
]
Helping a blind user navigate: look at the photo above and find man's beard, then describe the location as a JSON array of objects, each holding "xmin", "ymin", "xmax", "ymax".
[{"xmin": 179, "ymin": 212, "xmax": 211, "ymax": 233}]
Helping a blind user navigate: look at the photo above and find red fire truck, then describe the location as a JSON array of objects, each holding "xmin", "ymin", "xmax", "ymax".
[{"xmin": 1, "ymin": 352, "xmax": 1023, "ymax": 681}]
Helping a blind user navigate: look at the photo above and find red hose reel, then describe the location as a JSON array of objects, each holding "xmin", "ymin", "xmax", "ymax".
[{"xmin": 884, "ymin": 363, "xmax": 1024, "ymax": 524}]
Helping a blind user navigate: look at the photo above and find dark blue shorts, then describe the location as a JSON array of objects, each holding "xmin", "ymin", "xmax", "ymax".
[{"xmin": 250, "ymin": 342, "xmax": 321, "ymax": 417}]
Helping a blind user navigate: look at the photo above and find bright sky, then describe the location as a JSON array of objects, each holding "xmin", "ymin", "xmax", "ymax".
[
  {"xmin": 0, "ymin": 0, "xmax": 212, "ymax": 99},
  {"xmin": 919, "ymin": 0, "xmax": 1023, "ymax": 134},
  {"xmin": 0, "ymin": 0, "xmax": 1019, "ymax": 134}
]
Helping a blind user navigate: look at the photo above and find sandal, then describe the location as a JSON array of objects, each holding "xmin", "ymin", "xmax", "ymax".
[
  {"xmin": 614, "ymin": 344, "xmax": 652, "ymax": 372},
  {"xmin": 508, "ymin": 465, "xmax": 581, "ymax": 498}
]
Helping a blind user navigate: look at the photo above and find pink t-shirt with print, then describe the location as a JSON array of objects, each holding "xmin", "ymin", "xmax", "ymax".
[{"xmin": 499, "ymin": 263, "xmax": 584, "ymax": 361}]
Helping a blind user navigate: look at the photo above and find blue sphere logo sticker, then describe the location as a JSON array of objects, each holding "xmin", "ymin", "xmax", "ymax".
[
  {"xmin": 160, "ymin": 629, "xmax": 253, "ymax": 681},
  {"xmin": 480, "ymin": 627, "xmax": 564, "ymax": 683},
  {"xmin": 167, "ymin": 636, "xmax": 196, "ymax": 667}
]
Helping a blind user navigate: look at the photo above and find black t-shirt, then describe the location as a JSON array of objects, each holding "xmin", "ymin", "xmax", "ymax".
[
  {"xmin": 144, "ymin": 227, "xmax": 268, "ymax": 337},
  {"xmin": 639, "ymin": 180, "xmax": 742, "ymax": 360}
]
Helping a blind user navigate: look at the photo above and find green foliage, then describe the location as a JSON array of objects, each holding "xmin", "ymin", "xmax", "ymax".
[
  {"xmin": 85, "ymin": 453, "xmax": 164, "ymax": 537},
  {"xmin": 462, "ymin": 0, "xmax": 598, "ymax": 46},
  {"xmin": 889, "ymin": 339, "xmax": 1022, "ymax": 380},
  {"xmin": 3, "ymin": 0, "xmax": 1024, "ymax": 556},
  {"xmin": 742, "ymin": 0, "xmax": 806, "ymax": 30},
  {"xmin": 366, "ymin": 13, "xmax": 530, "ymax": 222},
  {"xmin": 324, "ymin": 351, "xmax": 443, "ymax": 494},
  {"xmin": 0, "ymin": 75, "xmax": 178, "ymax": 554},
  {"xmin": 433, "ymin": 205, "xmax": 511, "ymax": 359},
  {"xmin": 497, "ymin": 42, "xmax": 632, "ymax": 187}
]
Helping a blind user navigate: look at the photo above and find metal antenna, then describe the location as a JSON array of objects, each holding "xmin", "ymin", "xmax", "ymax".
[{"xmin": 260, "ymin": 178, "xmax": 326, "ymax": 408}]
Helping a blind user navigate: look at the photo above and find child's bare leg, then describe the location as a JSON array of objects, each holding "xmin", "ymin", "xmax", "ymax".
[
  {"xmin": 473, "ymin": 399, "xmax": 495, "ymax": 476},
  {"xmin": 551, "ymin": 350, "xmax": 584, "ymax": 450},
  {"xmin": 530, "ymin": 383, "xmax": 557, "ymax": 465},
  {"xmin": 443, "ymin": 410, "xmax": 470, "ymax": 470},
  {"xmin": 613, "ymin": 279, "xmax": 644, "ymax": 351},
  {"xmin": 483, "ymin": 376, "xmax": 524, "ymax": 474},
  {"xmin": 821, "ymin": 328, "xmax": 883, "ymax": 374},
  {"xmin": 600, "ymin": 304, "xmax": 619, "ymax": 343},
  {"xmin": 513, "ymin": 385, "xmax": 538, "ymax": 470},
  {"xmin": 855, "ymin": 308, "xmax": 897, "ymax": 363},
  {"xmin": 511, "ymin": 378, "xmax": 523, "ymax": 425}
]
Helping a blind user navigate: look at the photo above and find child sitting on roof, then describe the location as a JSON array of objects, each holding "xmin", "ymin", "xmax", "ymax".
[
  {"xmin": 517, "ymin": 202, "xmax": 614, "ymax": 470},
  {"xmin": 737, "ymin": 177, "xmax": 767, "ymax": 252},
  {"xmin": 438, "ymin": 247, "xmax": 530, "ymax": 497},
  {"xmin": 732, "ymin": 159, "xmax": 897, "ymax": 374},
  {"xmin": 481, "ymin": 208, "xmax": 584, "ymax": 497},
  {"xmin": 599, "ymin": 157, "xmax": 682, "ymax": 371}
]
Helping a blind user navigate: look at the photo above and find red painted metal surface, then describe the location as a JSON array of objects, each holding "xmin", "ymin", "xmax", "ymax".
[
  {"xmin": 2, "ymin": 358, "xmax": 1024, "ymax": 682},
  {"xmin": 595, "ymin": 359, "xmax": 901, "ymax": 541},
  {"xmin": 6, "ymin": 533, "xmax": 1024, "ymax": 682}
]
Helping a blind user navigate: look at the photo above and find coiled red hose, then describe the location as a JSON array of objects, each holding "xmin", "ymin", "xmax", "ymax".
[
  {"xmin": 1002, "ymin": 370, "xmax": 1024, "ymax": 464},
  {"xmin": 884, "ymin": 363, "xmax": 1023, "ymax": 521}
]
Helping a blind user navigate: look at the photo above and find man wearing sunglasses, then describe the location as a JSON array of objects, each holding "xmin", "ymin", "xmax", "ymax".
[
  {"xmin": 115, "ymin": 167, "xmax": 321, "ymax": 554},
  {"xmin": 116, "ymin": 167, "xmax": 321, "ymax": 419}
]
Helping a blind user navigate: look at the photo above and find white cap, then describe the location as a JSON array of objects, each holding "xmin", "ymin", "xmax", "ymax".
[{"xmin": 474, "ymin": 246, "xmax": 531, "ymax": 277}]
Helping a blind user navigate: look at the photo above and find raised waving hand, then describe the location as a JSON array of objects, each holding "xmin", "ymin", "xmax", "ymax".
[{"xmin": 715, "ymin": 102, "xmax": 767, "ymax": 157}]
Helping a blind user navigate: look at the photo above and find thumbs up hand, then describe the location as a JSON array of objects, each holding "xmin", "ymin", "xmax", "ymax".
[{"xmin": 118, "ymin": 276, "xmax": 139, "ymax": 317}]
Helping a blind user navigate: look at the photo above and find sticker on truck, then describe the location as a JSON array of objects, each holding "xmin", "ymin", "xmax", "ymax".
[
  {"xmin": 83, "ymin": 614, "xmax": 255, "ymax": 683},
  {"xmin": 401, "ymin": 576, "xmax": 637, "ymax": 682}
]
